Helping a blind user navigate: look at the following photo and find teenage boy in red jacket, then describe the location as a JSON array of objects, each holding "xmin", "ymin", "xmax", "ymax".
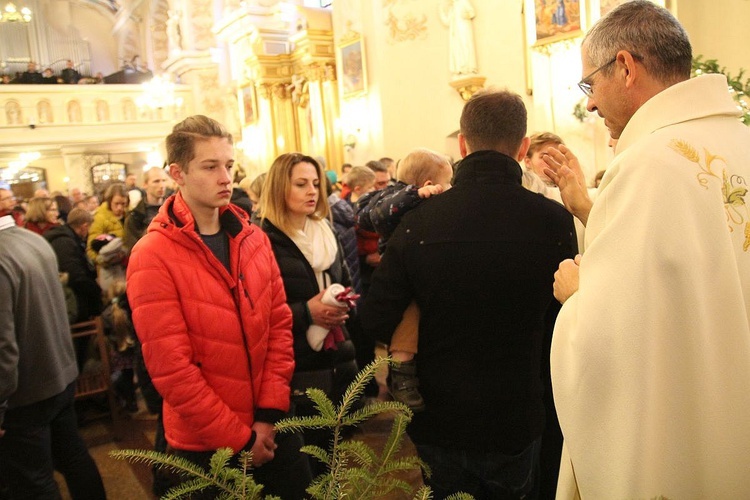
[{"xmin": 127, "ymin": 115, "xmax": 310, "ymax": 498}]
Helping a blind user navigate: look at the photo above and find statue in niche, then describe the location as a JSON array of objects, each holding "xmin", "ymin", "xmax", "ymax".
[
  {"xmin": 438, "ymin": 0, "xmax": 478, "ymax": 76},
  {"xmin": 37, "ymin": 100, "xmax": 53, "ymax": 124},
  {"xmin": 67, "ymin": 100, "xmax": 82, "ymax": 123},
  {"xmin": 122, "ymin": 99, "xmax": 137, "ymax": 121},
  {"xmin": 5, "ymin": 101, "xmax": 22, "ymax": 125},
  {"xmin": 96, "ymin": 100, "xmax": 110, "ymax": 122},
  {"xmin": 166, "ymin": 9, "xmax": 183, "ymax": 53}
]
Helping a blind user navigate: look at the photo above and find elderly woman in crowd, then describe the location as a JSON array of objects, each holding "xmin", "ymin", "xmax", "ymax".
[
  {"xmin": 255, "ymin": 152, "xmax": 359, "ymax": 476},
  {"xmin": 23, "ymin": 197, "xmax": 60, "ymax": 235}
]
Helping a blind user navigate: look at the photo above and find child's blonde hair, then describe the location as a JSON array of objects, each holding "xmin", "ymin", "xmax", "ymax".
[{"xmin": 396, "ymin": 148, "xmax": 451, "ymax": 187}]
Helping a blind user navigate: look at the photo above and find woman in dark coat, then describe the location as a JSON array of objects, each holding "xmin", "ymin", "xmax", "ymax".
[{"xmin": 256, "ymin": 152, "xmax": 359, "ymax": 476}]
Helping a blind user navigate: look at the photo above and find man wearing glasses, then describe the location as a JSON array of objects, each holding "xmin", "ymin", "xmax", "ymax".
[{"xmin": 544, "ymin": 1, "xmax": 750, "ymax": 498}]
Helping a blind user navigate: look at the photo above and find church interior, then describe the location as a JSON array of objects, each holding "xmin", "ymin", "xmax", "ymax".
[{"xmin": 1, "ymin": 0, "xmax": 749, "ymax": 498}]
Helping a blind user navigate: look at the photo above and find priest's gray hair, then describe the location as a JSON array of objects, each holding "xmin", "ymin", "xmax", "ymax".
[{"xmin": 584, "ymin": 0, "xmax": 692, "ymax": 85}]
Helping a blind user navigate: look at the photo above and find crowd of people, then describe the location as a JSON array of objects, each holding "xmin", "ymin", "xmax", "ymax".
[
  {"xmin": 1, "ymin": 60, "xmax": 105, "ymax": 85},
  {"xmin": 2, "ymin": 2, "xmax": 750, "ymax": 499}
]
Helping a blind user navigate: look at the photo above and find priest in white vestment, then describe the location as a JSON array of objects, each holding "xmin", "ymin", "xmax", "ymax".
[{"xmin": 545, "ymin": 2, "xmax": 750, "ymax": 498}]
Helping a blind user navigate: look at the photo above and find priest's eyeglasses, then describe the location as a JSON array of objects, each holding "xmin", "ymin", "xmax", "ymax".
[
  {"xmin": 577, "ymin": 57, "xmax": 617, "ymax": 97},
  {"xmin": 578, "ymin": 53, "xmax": 642, "ymax": 97}
]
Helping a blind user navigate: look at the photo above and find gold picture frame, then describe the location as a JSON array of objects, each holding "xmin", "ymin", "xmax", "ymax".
[
  {"xmin": 338, "ymin": 32, "xmax": 367, "ymax": 99},
  {"xmin": 526, "ymin": 0, "xmax": 584, "ymax": 47},
  {"xmin": 239, "ymin": 82, "xmax": 257, "ymax": 125}
]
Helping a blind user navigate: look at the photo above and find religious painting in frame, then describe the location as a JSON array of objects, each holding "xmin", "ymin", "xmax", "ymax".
[
  {"xmin": 239, "ymin": 83, "xmax": 257, "ymax": 125},
  {"xmin": 526, "ymin": 0, "xmax": 583, "ymax": 46},
  {"xmin": 338, "ymin": 33, "xmax": 368, "ymax": 99}
]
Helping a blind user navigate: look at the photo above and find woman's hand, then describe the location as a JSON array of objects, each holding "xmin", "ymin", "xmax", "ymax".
[{"xmin": 307, "ymin": 289, "xmax": 349, "ymax": 329}]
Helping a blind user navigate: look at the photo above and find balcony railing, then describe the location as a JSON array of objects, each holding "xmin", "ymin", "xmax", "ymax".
[{"xmin": 0, "ymin": 83, "xmax": 193, "ymax": 128}]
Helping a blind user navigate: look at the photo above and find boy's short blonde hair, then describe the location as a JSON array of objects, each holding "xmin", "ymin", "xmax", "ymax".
[
  {"xmin": 397, "ymin": 148, "xmax": 451, "ymax": 187},
  {"xmin": 527, "ymin": 132, "xmax": 564, "ymax": 157},
  {"xmin": 345, "ymin": 166, "xmax": 376, "ymax": 189}
]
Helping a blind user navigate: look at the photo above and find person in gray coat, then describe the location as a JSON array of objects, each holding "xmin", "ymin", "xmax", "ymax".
[{"xmin": 0, "ymin": 214, "xmax": 105, "ymax": 499}]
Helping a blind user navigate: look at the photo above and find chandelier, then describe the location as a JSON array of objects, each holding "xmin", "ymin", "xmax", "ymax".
[
  {"xmin": 1, "ymin": 2, "xmax": 32, "ymax": 23},
  {"xmin": 136, "ymin": 75, "xmax": 183, "ymax": 111},
  {"xmin": 1, "ymin": 151, "xmax": 40, "ymax": 184}
]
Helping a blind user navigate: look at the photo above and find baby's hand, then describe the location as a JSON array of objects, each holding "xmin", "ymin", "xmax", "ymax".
[{"xmin": 418, "ymin": 184, "xmax": 444, "ymax": 199}]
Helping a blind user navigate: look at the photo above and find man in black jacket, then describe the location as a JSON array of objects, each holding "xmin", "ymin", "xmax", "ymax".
[
  {"xmin": 361, "ymin": 89, "xmax": 577, "ymax": 499},
  {"xmin": 124, "ymin": 166, "xmax": 167, "ymax": 252},
  {"xmin": 18, "ymin": 62, "xmax": 43, "ymax": 84},
  {"xmin": 45, "ymin": 208, "xmax": 102, "ymax": 323},
  {"xmin": 60, "ymin": 59, "xmax": 81, "ymax": 84}
]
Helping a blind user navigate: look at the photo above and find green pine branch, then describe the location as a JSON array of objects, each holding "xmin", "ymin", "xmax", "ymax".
[{"xmin": 110, "ymin": 357, "xmax": 475, "ymax": 499}]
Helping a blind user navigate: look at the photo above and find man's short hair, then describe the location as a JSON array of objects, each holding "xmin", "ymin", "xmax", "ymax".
[
  {"xmin": 527, "ymin": 132, "xmax": 564, "ymax": 157},
  {"xmin": 397, "ymin": 148, "xmax": 451, "ymax": 187},
  {"xmin": 460, "ymin": 89, "xmax": 527, "ymax": 157},
  {"xmin": 345, "ymin": 166, "xmax": 376, "ymax": 189},
  {"xmin": 584, "ymin": 0, "xmax": 692, "ymax": 84},
  {"xmin": 67, "ymin": 207, "xmax": 93, "ymax": 228},
  {"xmin": 143, "ymin": 166, "xmax": 166, "ymax": 184},
  {"xmin": 166, "ymin": 115, "xmax": 233, "ymax": 173},
  {"xmin": 365, "ymin": 160, "xmax": 387, "ymax": 174}
]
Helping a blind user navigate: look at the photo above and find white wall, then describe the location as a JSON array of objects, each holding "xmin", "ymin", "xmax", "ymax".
[{"xmin": 679, "ymin": 0, "xmax": 750, "ymax": 78}]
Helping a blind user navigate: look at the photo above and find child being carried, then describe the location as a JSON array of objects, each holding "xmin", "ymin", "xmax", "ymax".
[{"xmin": 356, "ymin": 148, "xmax": 454, "ymax": 411}]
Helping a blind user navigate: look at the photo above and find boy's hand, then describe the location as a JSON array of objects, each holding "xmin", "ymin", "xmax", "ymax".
[
  {"xmin": 417, "ymin": 184, "xmax": 444, "ymax": 199},
  {"xmin": 250, "ymin": 422, "xmax": 277, "ymax": 466}
]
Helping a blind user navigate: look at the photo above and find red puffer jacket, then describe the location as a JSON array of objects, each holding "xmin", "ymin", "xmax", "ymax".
[{"xmin": 126, "ymin": 193, "xmax": 294, "ymax": 453}]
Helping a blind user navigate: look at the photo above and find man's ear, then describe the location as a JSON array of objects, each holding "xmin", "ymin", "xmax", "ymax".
[
  {"xmin": 458, "ymin": 133, "xmax": 469, "ymax": 158},
  {"xmin": 169, "ymin": 163, "xmax": 184, "ymax": 186},
  {"xmin": 516, "ymin": 136, "xmax": 531, "ymax": 162},
  {"xmin": 618, "ymin": 50, "xmax": 640, "ymax": 89}
]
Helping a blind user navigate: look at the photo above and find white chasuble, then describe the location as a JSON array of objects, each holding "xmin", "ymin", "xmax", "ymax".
[{"xmin": 552, "ymin": 75, "xmax": 750, "ymax": 499}]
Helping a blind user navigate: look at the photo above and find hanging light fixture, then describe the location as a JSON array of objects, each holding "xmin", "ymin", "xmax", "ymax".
[
  {"xmin": 136, "ymin": 74, "xmax": 183, "ymax": 111},
  {"xmin": 1, "ymin": 2, "xmax": 32, "ymax": 23}
]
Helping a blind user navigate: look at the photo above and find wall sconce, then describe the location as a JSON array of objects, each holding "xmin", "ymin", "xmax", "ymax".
[{"xmin": 343, "ymin": 132, "xmax": 358, "ymax": 151}]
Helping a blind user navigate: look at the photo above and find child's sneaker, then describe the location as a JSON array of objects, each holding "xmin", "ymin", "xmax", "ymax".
[{"xmin": 387, "ymin": 359, "xmax": 425, "ymax": 412}]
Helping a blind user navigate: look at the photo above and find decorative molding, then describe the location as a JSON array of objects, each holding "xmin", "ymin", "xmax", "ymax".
[{"xmin": 383, "ymin": 0, "xmax": 428, "ymax": 43}]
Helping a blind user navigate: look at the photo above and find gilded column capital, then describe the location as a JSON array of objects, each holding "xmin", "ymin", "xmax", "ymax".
[{"xmin": 257, "ymin": 83, "xmax": 272, "ymax": 100}]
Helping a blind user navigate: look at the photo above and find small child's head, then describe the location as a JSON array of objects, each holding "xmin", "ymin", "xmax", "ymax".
[
  {"xmin": 524, "ymin": 132, "xmax": 563, "ymax": 183},
  {"xmin": 346, "ymin": 166, "xmax": 376, "ymax": 196},
  {"xmin": 397, "ymin": 148, "xmax": 453, "ymax": 189}
]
